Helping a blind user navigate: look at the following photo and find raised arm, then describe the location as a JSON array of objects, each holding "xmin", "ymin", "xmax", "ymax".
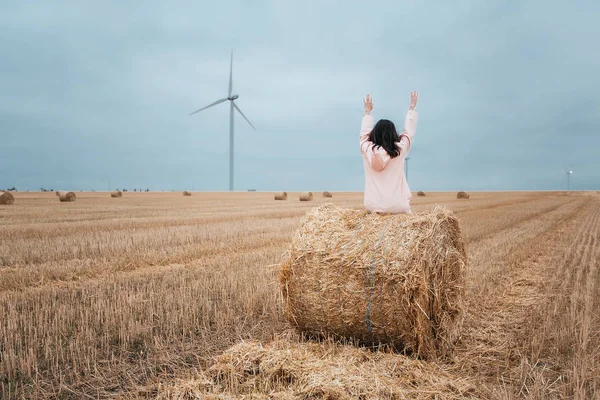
[
  {"xmin": 398, "ymin": 91, "xmax": 419, "ymax": 154},
  {"xmin": 360, "ymin": 94, "xmax": 391, "ymax": 171}
]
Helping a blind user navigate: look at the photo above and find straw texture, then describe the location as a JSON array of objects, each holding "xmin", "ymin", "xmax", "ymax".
[
  {"xmin": 155, "ymin": 338, "xmax": 483, "ymax": 399},
  {"xmin": 299, "ymin": 192, "xmax": 313, "ymax": 201},
  {"xmin": 0, "ymin": 192, "xmax": 14, "ymax": 205},
  {"xmin": 274, "ymin": 192, "xmax": 288, "ymax": 200},
  {"xmin": 279, "ymin": 204, "xmax": 467, "ymax": 359},
  {"xmin": 58, "ymin": 191, "xmax": 76, "ymax": 202}
]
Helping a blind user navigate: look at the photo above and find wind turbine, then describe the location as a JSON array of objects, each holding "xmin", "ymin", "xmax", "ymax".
[
  {"xmin": 189, "ymin": 50, "xmax": 255, "ymax": 191},
  {"xmin": 565, "ymin": 167, "xmax": 573, "ymax": 191}
]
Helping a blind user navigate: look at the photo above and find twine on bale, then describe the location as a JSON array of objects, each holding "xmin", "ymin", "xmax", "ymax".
[
  {"xmin": 366, "ymin": 219, "xmax": 393, "ymax": 333},
  {"xmin": 280, "ymin": 204, "xmax": 467, "ymax": 359}
]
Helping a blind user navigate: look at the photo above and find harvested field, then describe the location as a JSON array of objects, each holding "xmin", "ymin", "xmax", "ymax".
[{"xmin": 1, "ymin": 191, "xmax": 599, "ymax": 399}]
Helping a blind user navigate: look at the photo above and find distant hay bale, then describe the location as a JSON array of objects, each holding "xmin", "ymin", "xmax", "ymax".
[
  {"xmin": 323, "ymin": 191, "xmax": 333, "ymax": 198},
  {"xmin": 183, "ymin": 191, "xmax": 192, "ymax": 196},
  {"xmin": 280, "ymin": 204, "xmax": 467, "ymax": 359},
  {"xmin": 57, "ymin": 191, "xmax": 76, "ymax": 202},
  {"xmin": 110, "ymin": 191, "xmax": 122, "ymax": 198},
  {"xmin": 55, "ymin": 191, "xmax": 60, "ymax": 196},
  {"xmin": 457, "ymin": 191, "xmax": 470, "ymax": 199},
  {"xmin": 417, "ymin": 191, "xmax": 426, "ymax": 197},
  {"xmin": 156, "ymin": 339, "xmax": 484, "ymax": 399},
  {"xmin": 274, "ymin": 191, "xmax": 287, "ymax": 200},
  {"xmin": 0, "ymin": 192, "xmax": 14, "ymax": 205},
  {"xmin": 299, "ymin": 192, "xmax": 313, "ymax": 201}
]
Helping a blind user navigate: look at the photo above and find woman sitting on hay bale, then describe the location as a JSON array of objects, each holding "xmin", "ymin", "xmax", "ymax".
[{"xmin": 360, "ymin": 91, "xmax": 418, "ymax": 213}]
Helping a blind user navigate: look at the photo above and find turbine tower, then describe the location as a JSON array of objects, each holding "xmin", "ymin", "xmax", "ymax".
[
  {"xmin": 189, "ymin": 50, "xmax": 255, "ymax": 191},
  {"xmin": 566, "ymin": 168, "xmax": 573, "ymax": 191}
]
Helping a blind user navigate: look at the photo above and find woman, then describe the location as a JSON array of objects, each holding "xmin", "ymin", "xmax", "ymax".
[{"xmin": 360, "ymin": 91, "xmax": 419, "ymax": 213}]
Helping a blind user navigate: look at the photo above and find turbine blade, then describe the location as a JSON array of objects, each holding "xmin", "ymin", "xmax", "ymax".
[
  {"xmin": 233, "ymin": 102, "xmax": 256, "ymax": 130},
  {"xmin": 228, "ymin": 50, "xmax": 233, "ymax": 97},
  {"xmin": 189, "ymin": 98, "xmax": 228, "ymax": 116}
]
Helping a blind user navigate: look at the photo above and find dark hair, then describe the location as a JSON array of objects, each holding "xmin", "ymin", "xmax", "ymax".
[{"xmin": 368, "ymin": 119, "xmax": 402, "ymax": 158}]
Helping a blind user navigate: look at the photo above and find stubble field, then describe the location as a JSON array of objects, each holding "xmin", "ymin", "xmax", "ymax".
[{"xmin": 1, "ymin": 191, "xmax": 599, "ymax": 399}]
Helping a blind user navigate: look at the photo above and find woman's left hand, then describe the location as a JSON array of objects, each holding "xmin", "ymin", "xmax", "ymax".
[{"xmin": 363, "ymin": 94, "xmax": 373, "ymax": 115}]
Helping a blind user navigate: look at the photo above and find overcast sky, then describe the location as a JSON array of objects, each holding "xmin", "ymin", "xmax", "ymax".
[{"xmin": 1, "ymin": 1, "xmax": 599, "ymax": 192}]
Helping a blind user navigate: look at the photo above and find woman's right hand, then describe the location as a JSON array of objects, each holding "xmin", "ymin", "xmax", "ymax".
[
  {"xmin": 363, "ymin": 94, "xmax": 373, "ymax": 115},
  {"xmin": 409, "ymin": 91, "xmax": 419, "ymax": 110}
]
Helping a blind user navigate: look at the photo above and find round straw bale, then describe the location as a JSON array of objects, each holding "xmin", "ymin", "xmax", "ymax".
[
  {"xmin": 323, "ymin": 191, "xmax": 333, "ymax": 198},
  {"xmin": 0, "ymin": 191, "xmax": 14, "ymax": 205},
  {"xmin": 183, "ymin": 191, "xmax": 192, "ymax": 196},
  {"xmin": 279, "ymin": 204, "xmax": 467, "ymax": 359},
  {"xmin": 456, "ymin": 191, "xmax": 470, "ymax": 199},
  {"xmin": 274, "ymin": 191, "xmax": 288, "ymax": 200},
  {"xmin": 55, "ymin": 191, "xmax": 60, "ymax": 196},
  {"xmin": 110, "ymin": 191, "xmax": 122, "ymax": 198},
  {"xmin": 417, "ymin": 191, "xmax": 426, "ymax": 197},
  {"xmin": 58, "ymin": 191, "xmax": 76, "ymax": 202},
  {"xmin": 299, "ymin": 192, "xmax": 313, "ymax": 201}
]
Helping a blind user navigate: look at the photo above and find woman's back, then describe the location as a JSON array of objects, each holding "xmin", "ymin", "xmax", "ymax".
[{"xmin": 359, "ymin": 93, "xmax": 419, "ymax": 213}]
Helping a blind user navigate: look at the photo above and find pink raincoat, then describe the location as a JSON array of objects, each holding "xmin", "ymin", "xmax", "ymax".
[{"xmin": 360, "ymin": 110, "xmax": 419, "ymax": 213}]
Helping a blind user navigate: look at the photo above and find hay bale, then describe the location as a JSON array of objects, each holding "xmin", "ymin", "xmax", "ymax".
[
  {"xmin": 0, "ymin": 192, "xmax": 14, "ymax": 205},
  {"xmin": 323, "ymin": 191, "xmax": 333, "ymax": 198},
  {"xmin": 417, "ymin": 191, "xmax": 426, "ymax": 197},
  {"xmin": 110, "ymin": 191, "xmax": 122, "ymax": 198},
  {"xmin": 183, "ymin": 191, "xmax": 192, "ymax": 196},
  {"xmin": 156, "ymin": 339, "xmax": 484, "ymax": 399},
  {"xmin": 274, "ymin": 191, "xmax": 287, "ymax": 200},
  {"xmin": 55, "ymin": 191, "xmax": 60, "ymax": 197},
  {"xmin": 456, "ymin": 191, "xmax": 470, "ymax": 199},
  {"xmin": 57, "ymin": 191, "xmax": 76, "ymax": 202},
  {"xmin": 279, "ymin": 204, "xmax": 467, "ymax": 359},
  {"xmin": 299, "ymin": 192, "xmax": 313, "ymax": 201}
]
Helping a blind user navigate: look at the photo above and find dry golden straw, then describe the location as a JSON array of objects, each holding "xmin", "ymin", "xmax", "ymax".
[
  {"xmin": 58, "ymin": 191, "xmax": 76, "ymax": 202},
  {"xmin": 299, "ymin": 192, "xmax": 313, "ymax": 201},
  {"xmin": 0, "ymin": 191, "xmax": 14, "ymax": 205},
  {"xmin": 274, "ymin": 191, "xmax": 288, "ymax": 200},
  {"xmin": 417, "ymin": 191, "xmax": 426, "ymax": 197},
  {"xmin": 111, "ymin": 191, "xmax": 122, "ymax": 198},
  {"xmin": 457, "ymin": 191, "xmax": 470, "ymax": 199},
  {"xmin": 323, "ymin": 191, "xmax": 333, "ymax": 198},
  {"xmin": 156, "ymin": 338, "xmax": 483, "ymax": 399},
  {"xmin": 183, "ymin": 191, "xmax": 192, "ymax": 196},
  {"xmin": 279, "ymin": 204, "xmax": 467, "ymax": 359}
]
